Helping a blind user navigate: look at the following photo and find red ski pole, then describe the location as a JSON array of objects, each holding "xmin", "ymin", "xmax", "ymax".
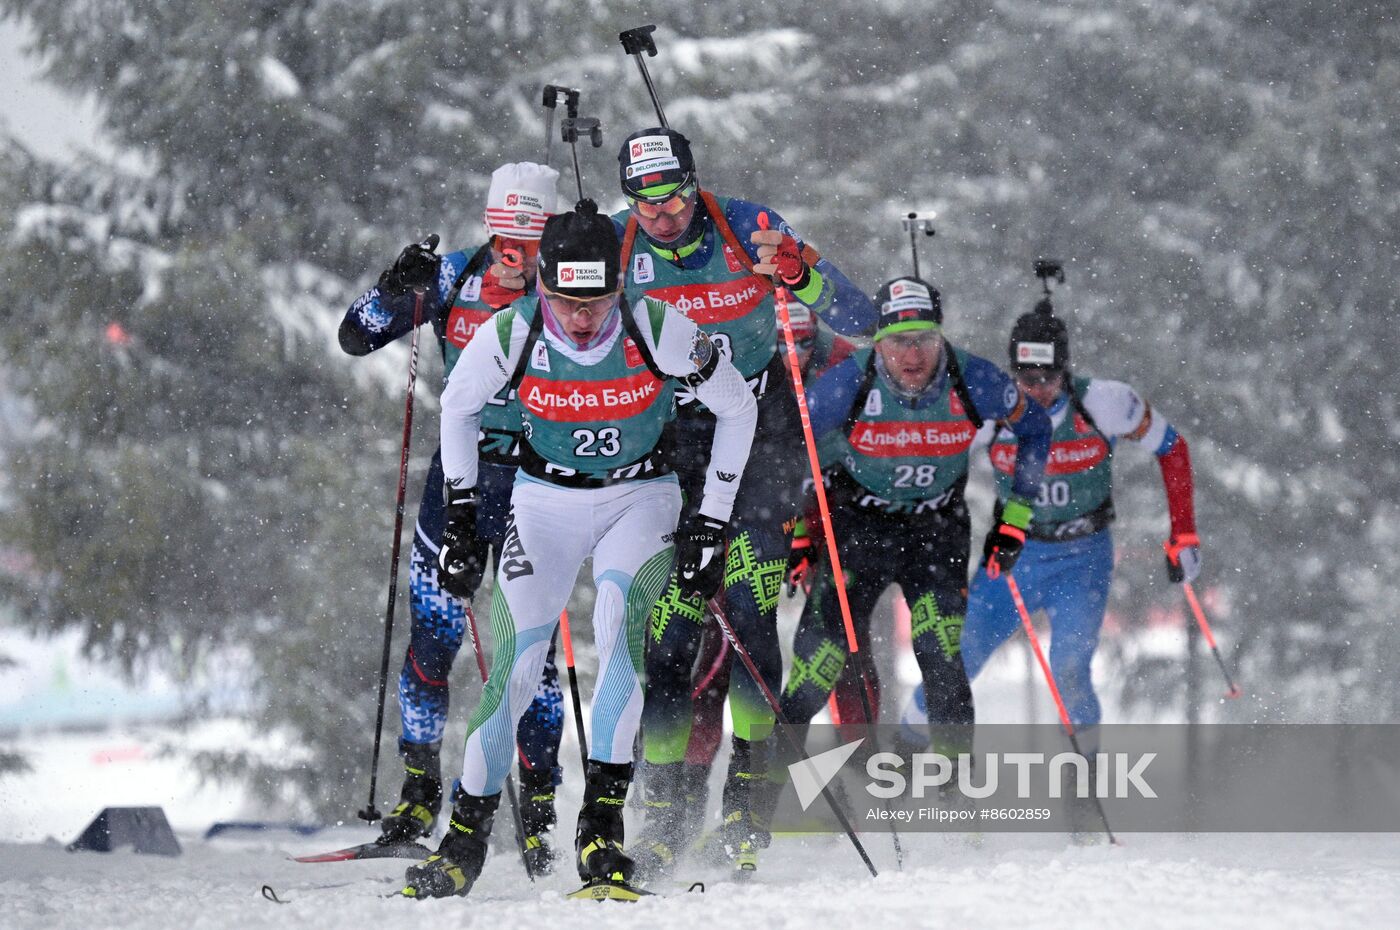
[
  {"xmin": 1005, "ymin": 573, "xmax": 1118, "ymax": 845},
  {"xmin": 760, "ymin": 213, "xmax": 902, "ymax": 868},
  {"xmin": 1181, "ymin": 581, "xmax": 1243, "ymax": 699},
  {"xmin": 557, "ymin": 609, "xmax": 591, "ymax": 770}
]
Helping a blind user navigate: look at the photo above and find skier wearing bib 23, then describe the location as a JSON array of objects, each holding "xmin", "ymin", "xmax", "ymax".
[
  {"xmin": 780, "ymin": 276, "xmax": 1051, "ymax": 755},
  {"xmin": 401, "ymin": 200, "xmax": 756, "ymax": 900},
  {"xmin": 611, "ymin": 126, "xmax": 876, "ymax": 879},
  {"xmin": 339, "ymin": 163, "xmax": 565, "ymax": 866},
  {"xmin": 901, "ymin": 290, "xmax": 1201, "ymax": 744}
]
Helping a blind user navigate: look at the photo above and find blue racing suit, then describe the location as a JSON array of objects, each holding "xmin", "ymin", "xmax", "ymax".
[{"xmin": 340, "ymin": 246, "xmax": 563, "ymax": 782}]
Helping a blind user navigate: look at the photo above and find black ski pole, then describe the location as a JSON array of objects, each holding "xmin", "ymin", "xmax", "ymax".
[
  {"xmin": 560, "ymin": 116, "xmax": 604, "ymax": 201},
  {"xmin": 462, "ymin": 604, "xmax": 538, "ymax": 880},
  {"xmin": 619, "ymin": 25, "xmax": 668, "ymax": 127},
  {"xmin": 901, "ymin": 213, "xmax": 935, "ymax": 279},
  {"xmin": 359, "ymin": 234, "xmax": 438, "ymax": 823},
  {"xmin": 706, "ymin": 598, "xmax": 879, "ymax": 878}
]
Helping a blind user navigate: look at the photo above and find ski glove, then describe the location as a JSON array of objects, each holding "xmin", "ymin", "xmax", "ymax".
[
  {"xmin": 675, "ymin": 515, "xmax": 729, "ymax": 602},
  {"xmin": 438, "ymin": 485, "xmax": 486, "ymax": 599},
  {"xmin": 1164, "ymin": 533, "xmax": 1202, "ymax": 584},
  {"xmin": 983, "ymin": 498, "xmax": 1033, "ymax": 579},
  {"xmin": 786, "ymin": 528, "xmax": 815, "ymax": 597},
  {"xmin": 480, "ymin": 260, "xmax": 527, "ymax": 310},
  {"xmin": 378, "ymin": 234, "xmax": 441, "ymax": 296},
  {"xmin": 751, "ymin": 228, "xmax": 812, "ymax": 290}
]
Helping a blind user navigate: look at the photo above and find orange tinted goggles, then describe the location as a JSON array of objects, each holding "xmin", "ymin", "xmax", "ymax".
[
  {"xmin": 628, "ymin": 185, "xmax": 697, "ymax": 220},
  {"xmin": 494, "ymin": 236, "xmax": 541, "ymax": 258}
]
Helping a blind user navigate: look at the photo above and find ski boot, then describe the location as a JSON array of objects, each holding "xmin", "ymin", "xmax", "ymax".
[
  {"xmin": 719, "ymin": 736, "xmax": 776, "ymax": 879},
  {"xmin": 625, "ymin": 761, "xmax": 690, "ymax": 882},
  {"xmin": 378, "ymin": 740, "xmax": 443, "ymax": 847},
  {"xmin": 400, "ymin": 787, "xmax": 498, "ymax": 899},
  {"xmin": 1062, "ymin": 753, "xmax": 1106, "ymax": 845},
  {"xmin": 518, "ymin": 765, "xmax": 558, "ymax": 876},
  {"xmin": 680, "ymin": 763, "xmax": 712, "ymax": 841},
  {"xmin": 569, "ymin": 760, "xmax": 649, "ymax": 901}
]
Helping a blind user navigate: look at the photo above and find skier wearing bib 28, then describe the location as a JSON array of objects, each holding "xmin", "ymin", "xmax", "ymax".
[
  {"xmin": 903, "ymin": 293, "xmax": 1200, "ymax": 744},
  {"xmin": 779, "ymin": 276, "xmax": 1051, "ymax": 754},
  {"xmin": 339, "ymin": 163, "xmax": 566, "ymax": 867},
  {"xmin": 611, "ymin": 127, "xmax": 875, "ymax": 879},
  {"xmin": 401, "ymin": 200, "xmax": 757, "ymax": 900}
]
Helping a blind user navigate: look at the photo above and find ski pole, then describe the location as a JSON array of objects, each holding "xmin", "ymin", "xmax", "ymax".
[
  {"xmin": 357, "ymin": 270, "xmax": 430, "ymax": 826},
  {"xmin": 557, "ymin": 609, "xmax": 590, "ymax": 771},
  {"xmin": 1180, "ymin": 581, "xmax": 1242, "ymax": 699},
  {"xmin": 762, "ymin": 212, "xmax": 902, "ymax": 868},
  {"xmin": 618, "ymin": 25, "xmax": 668, "ymax": 127},
  {"xmin": 1004, "ymin": 573, "xmax": 1118, "ymax": 845},
  {"xmin": 706, "ymin": 598, "xmax": 878, "ymax": 878}
]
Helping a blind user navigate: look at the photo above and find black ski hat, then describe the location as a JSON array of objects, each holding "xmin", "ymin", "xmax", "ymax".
[
  {"xmin": 1009, "ymin": 298, "xmax": 1070, "ymax": 369},
  {"xmin": 618, "ymin": 127, "xmax": 697, "ymax": 203},
  {"xmin": 872, "ymin": 276, "xmax": 942, "ymax": 340},
  {"xmin": 537, "ymin": 199, "xmax": 621, "ymax": 297}
]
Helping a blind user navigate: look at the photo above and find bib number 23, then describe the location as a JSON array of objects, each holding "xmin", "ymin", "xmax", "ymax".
[{"xmin": 573, "ymin": 427, "xmax": 621, "ymax": 458}]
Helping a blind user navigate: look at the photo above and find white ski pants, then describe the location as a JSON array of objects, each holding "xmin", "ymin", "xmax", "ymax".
[{"xmin": 458, "ymin": 474, "xmax": 680, "ymax": 796}]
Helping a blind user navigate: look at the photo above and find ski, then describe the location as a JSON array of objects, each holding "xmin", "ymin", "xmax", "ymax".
[
  {"xmin": 566, "ymin": 879, "xmax": 706, "ymax": 901},
  {"xmin": 261, "ymin": 879, "xmax": 400, "ymax": 903},
  {"xmin": 289, "ymin": 839, "xmax": 431, "ymax": 863},
  {"xmin": 566, "ymin": 879, "xmax": 655, "ymax": 902}
]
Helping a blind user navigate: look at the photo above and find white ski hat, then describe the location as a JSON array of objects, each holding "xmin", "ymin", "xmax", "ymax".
[{"xmin": 484, "ymin": 162, "xmax": 560, "ymax": 239}]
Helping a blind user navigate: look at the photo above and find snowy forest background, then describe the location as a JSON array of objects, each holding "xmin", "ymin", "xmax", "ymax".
[{"xmin": 0, "ymin": 1, "xmax": 1395, "ymax": 819}]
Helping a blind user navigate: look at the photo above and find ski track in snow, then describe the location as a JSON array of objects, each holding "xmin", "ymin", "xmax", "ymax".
[{"xmin": 5, "ymin": 832, "xmax": 1400, "ymax": 929}]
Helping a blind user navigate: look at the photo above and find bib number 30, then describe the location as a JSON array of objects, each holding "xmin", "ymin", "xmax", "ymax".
[
  {"xmin": 1034, "ymin": 480, "xmax": 1071, "ymax": 507},
  {"xmin": 572, "ymin": 427, "xmax": 621, "ymax": 458}
]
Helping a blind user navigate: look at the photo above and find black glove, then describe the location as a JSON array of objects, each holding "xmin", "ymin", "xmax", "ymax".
[
  {"xmin": 674, "ymin": 515, "xmax": 728, "ymax": 602},
  {"xmin": 378, "ymin": 233, "xmax": 441, "ymax": 295},
  {"xmin": 982, "ymin": 498, "xmax": 1033, "ymax": 579},
  {"xmin": 437, "ymin": 485, "xmax": 486, "ymax": 598}
]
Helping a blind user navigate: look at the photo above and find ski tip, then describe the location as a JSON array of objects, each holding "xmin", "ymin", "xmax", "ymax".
[{"xmin": 290, "ymin": 840, "xmax": 431, "ymax": 863}]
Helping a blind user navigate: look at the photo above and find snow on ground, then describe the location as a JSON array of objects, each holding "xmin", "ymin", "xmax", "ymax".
[{"xmin": 4, "ymin": 831, "xmax": 1400, "ymax": 929}]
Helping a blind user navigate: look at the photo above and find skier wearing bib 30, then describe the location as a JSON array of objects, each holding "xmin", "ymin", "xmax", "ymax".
[
  {"xmin": 612, "ymin": 126, "xmax": 875, "ymax": 879},
  {"xmin": 401, "ymin": 200, "xmax": 757, "ymax": 900},
  {"xmin": 904, "ymin": 293, "xmax": 1200, "ymax": 745},
  {"xmin": 340, "ymin": 163, "xmax": 566, "ymax": 866},
  {"xmin": 780, "ymin": 277, "xmax": 1050, "ymax": 756}
]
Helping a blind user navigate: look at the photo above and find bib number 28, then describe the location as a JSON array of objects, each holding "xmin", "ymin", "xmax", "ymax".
[
  {"xmin": 893, "ymin": 464, "xmax": 938, "ymax": 488},
  {"xmin": 572, "ymin": 427, "xmax": 621, "ymax": 458}
]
